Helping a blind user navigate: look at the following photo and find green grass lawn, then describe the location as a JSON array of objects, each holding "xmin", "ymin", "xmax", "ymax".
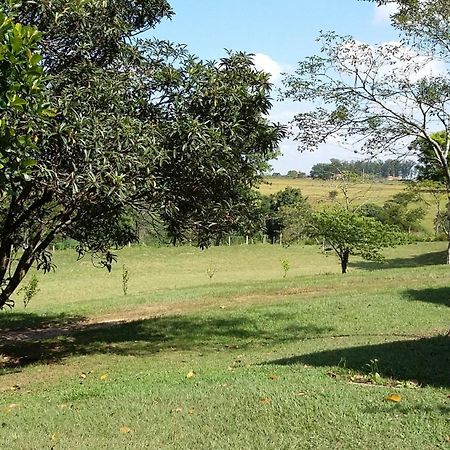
[{"xmin": 0, "ymin": 243, "xmax": 449, "ymax": 449}]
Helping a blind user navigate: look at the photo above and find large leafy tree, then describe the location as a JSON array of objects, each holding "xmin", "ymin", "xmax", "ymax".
[
  {"xmin": 0, "ymin": 11, "xmax": 49, "ymax": 309},
  {"xmin": 0, "ymin": 1, "xmax": 284, "ymax": 309},
  {"xmin": 410, "ymin": 131, "xmax": 449, "ymax": 182},
  {"xmin": 359, "ymin": 191, "xmax": 426, "ymax": 233}
]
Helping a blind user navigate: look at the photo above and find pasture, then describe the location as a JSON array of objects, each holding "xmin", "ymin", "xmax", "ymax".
[
  {"xmin": 0, "ymin": 242, "xmax": 448, "ymax": 449},
  {"xmin": 259, "ymin": 177, "xmax": 406, "ymax": 202}
]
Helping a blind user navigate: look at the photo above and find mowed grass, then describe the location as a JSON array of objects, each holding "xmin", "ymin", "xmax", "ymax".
[{"xmin": 0, "ymin": 243, "xmax": 449, "ymax": 449}]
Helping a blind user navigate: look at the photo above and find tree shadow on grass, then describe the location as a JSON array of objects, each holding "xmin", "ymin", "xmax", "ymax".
[
  {"xmin": 405, "ymin": 287, "xmax": 450, "ymax": 308},
  {"xmin": 350, "ymin": 250, "xmax": 446, "ymax": 271},
  {"xmin": 0, "ymin": 312, "xmax": 333, "ymax": 372},
  {"xmin": 0, "ymin": 311, "xmax": 85, "ymax": 332},
  {"xmin": 267, "ymin": 335, "xmax": 450, "ymax": 388}
]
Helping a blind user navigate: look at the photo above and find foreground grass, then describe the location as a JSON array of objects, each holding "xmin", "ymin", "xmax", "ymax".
[{"xmin": 0, "ymin": 243, "xmax": 449, "ymax": 449}]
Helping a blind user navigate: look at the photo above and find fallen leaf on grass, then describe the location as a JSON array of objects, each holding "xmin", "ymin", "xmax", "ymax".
[
  {"xmin": 260, "ymin": 397, "xmax": 271, "ymax": 405},
  {"xmin": 350, "ymin": 374, "xmax": 367, "ymax": 383},
  {"xmin": 119, "ymin": 426, "xmax": 132, "ymax": 434},
  {"xmin": 100, "ymin": 374, "xmax": 108, "ymax": 381},
  {"xmin": 385, "ymin": 393, "xmax": 401, "ymax": 403},
  {"xmin": 186, "ymin": 370, "xmax": 196, "ymax": 379}
]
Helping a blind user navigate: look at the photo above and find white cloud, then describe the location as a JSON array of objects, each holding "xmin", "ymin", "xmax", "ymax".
[
  {"xmin": 373, "ymin": 2, "xmax": 398, "ymax": 26},
  {"xmin": 252, "ymin": 53, "xmax": 284, "ymax": 82}
]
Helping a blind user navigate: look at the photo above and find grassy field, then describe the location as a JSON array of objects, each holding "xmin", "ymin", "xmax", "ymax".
[
  {"xmin": 0, "ymin": 243, "xmax": 448, "ymax": 449},
  {"xmin": 259, "ymin": 177, "xmax": 406, "ymax": 203}
]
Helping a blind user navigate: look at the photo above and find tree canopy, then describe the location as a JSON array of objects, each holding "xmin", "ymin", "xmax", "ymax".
[
  {"xmin": 0, "ymin": 2, "xmax": 285, "ymax": 309},
  {"xmin": 260, "ymin": 187, "xmax": 311, "ymax": 244},
  {"xmin": 310, "ymin": 158, "xmax": 416, "ymax": 180},
  {"xmin": 310, "ymin": 206, "xmax": 402, "ymax": 273},
  {"xmin": 365, "ymin": 0, "xmax": 450, "ymax": 58}
]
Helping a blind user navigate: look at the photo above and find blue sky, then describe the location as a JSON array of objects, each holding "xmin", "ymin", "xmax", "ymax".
[{"xmin": 150, "ymin": 0, "xmax": 400, "ymax": 174}]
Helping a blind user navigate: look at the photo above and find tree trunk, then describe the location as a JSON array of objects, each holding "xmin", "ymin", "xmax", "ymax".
[
  {"xmin": 447, "ymin": 193, "xmax": 450, "ymax": 264},
  {"xmin": 447, "ymin": 231, "xmax": 450, "ymax": 265},
  {"xmin": 340, "ymin": 249, "xmax": 349, "ymax": 274}
]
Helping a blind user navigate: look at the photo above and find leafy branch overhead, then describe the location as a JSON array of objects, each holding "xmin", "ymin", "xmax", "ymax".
[{"xmin": 284, "ymin": 31, "xmax": 450, "ymax": 164}]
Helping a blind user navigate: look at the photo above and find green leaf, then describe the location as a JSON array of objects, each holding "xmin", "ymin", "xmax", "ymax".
[
  {"xmin": 41, "ymin": 108, "xmax": 57, "ymax": 117},
  {"xmin": 8, "ymin": 94, "xmax": 27, "ymax": 107},
  {"xmin": 28, "ymin": 52, "xmax": 42, "ymax": 66},
  {"xmin": 10, "ymin": 35, "xmax": 22, "ymax": 53},
  {"xmin": 22, "ymin": 159, "xmax": 37, "ymax": 167}
]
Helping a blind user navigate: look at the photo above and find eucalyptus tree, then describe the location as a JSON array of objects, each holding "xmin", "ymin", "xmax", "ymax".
[{"xmin": 0, "ymin": 1, "xmax": 284, "ymax": 309}]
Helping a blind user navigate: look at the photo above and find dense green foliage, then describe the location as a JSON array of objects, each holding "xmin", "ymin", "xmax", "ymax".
[
  {"xmin": 0, "ymin": 2, "xmax": 284, "ymax": 308},
  {"xmin": 359, "ymin": 192, "xmax": 426, "ymax": 233},
  {"xmin": 260, "ymin": 187, "xmax": 311, "ymax": 244},
  {"xmin": 0, "ymin": 11, "xmax": 45, "ymax": 183},
  {"xmin": 410, "ymin": 131, "xmax": 449, "ymax": 182},
  {"xmin": 309, "ymin": 206, "xmax": 403, "ymax": 273}
]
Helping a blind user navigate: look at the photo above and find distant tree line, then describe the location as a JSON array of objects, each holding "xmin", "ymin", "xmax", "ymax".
[{"xmin": 309, "ymin": 159, "xmax": 417, "ymax": 180}]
